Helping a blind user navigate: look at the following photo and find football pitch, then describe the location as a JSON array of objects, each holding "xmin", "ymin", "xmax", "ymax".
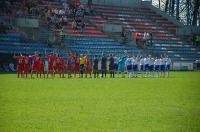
[{"xmin": 0, "ymin": 71, "xmax": 200, "ymax": 131}]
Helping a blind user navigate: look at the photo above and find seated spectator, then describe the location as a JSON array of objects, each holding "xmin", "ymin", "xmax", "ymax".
[
  {"xmin": 63, "ymin": 2, "xmax": 69, "ymax": 10},
  {"xmin": 72, "ymin": 20, "xmax": 77, "ymax": 29},
  {"xmin": 63, "ymin": 16, "xmax": 68, "ymax": 25},
  {"xmin": 3, "ymin": 62, "xmax": 9, "ymax": 72},
  {"xmin": 9, "ymin": 62, "xmax": 15, "ymax": 71},
  {"xmin": 47, "ymin": 39, "xmax": 52, "ymax": 48}
]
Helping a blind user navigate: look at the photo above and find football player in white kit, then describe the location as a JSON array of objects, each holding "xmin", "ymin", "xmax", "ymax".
[
  {"xmin": 113, "ymin": 54, "xmax": 119, "ymax": 77},
  {"xmin": 144, "ymin": 55, "xmax": 150, "ymax": 77},
  {"xmin": 154, "ymin": 56, "xmax": 160, "ymax": 77},
  {"xmin": 126, "ymin": 55, "xmax": 133, "ymax": 78},
  {"xmin": 160, "ymin": 55, "xmax": 166, "ymax": 77},
  {"xmin": 165, "ymin": 55, "xmax": 171, "ymax": 77},
  {"xmin": 140, "ymin": 56, "xmax": 145, "ymax": 77},
  {"xmin": 149, "ymin": 55, "xmax": 154, "ymax": 77}
]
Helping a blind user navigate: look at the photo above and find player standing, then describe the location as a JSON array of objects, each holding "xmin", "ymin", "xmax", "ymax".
[
  {"xmin": 23, "ymin": 55, "xmax": 31, "ymax": 78},
  {"xmin": 140, "ymin": 56, "xmax": 144, "ymax": 77},
  {"xmin": 66, "ymin": 53, "xmax": 73, "ymax": 78},
  {"xmin": 109, "ymin": 54, "xmax": 114, "ymax": 78},
  {"xmin": 79, "ymin": 52, "xmax": 89, "ymax": 78},
  {"xmin": 132, "ymin": 55, "xmax": 139, "ymax": 78},
  {"xmin": 72, "ymin": 53, "xmax": 80, "ymax": 78},
  {"xmin": 149, "ymin": 55, "xmax": 154, "ymax": 77},
  {"xmin": 144, "ymin": 55, "xmax": 150, "ymax": 77},
  {"xmin": 14, "ymin": 53, "xmax": 24, "ymax": 78},
  {"xmin": 30, "ymin": 51, "xmax": 40, "ymax": 78},
  {"xmin": 165, "ymin": 55, "xmax": 171, "ymax": 77},
  {"xmin": 93, "ymin": 54, "xmax": 99, "ymax": 78},
  {"xmin": 55, "ymin": 54, "xmax": 65, "ymax": 78},
  {"xmin": 113, "ymin": 54, "xmax": 119, "ymax": 77},
  {"xmin": 39, "ymin": 54, "xmax": 45, "ymax": 78},
  {"xmin": 126, "ymin": 55, "xmax": 133, "ymax": 78},
  {"xmin": 154, "ymin": 56, "xmax": 160, "ymax": 77},
  {"xmin": 118, "ymin": 51, "xmax": 127, "ymax": 78},
  {"xmin": 160, "ymin": 55, "xmax": 166, "ymax": 77},
  {"xmin": 101, "ymin": 53, "xmax": 107, "ymax": 78},
  {"xmin": 85, "ymin": 56, "xmax": 92, "ymax": 78},
  {"xmin": 45, "ymin": 49, "xmax": 55, "ymax": 78}
]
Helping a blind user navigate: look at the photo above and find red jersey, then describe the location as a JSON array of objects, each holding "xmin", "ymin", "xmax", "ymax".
[
  {"xmin": 14, "ymin": 56, "xmax": 24, "ymax": 65},
  {"xmin": 46, "ymin": 55, "xmax": 55, "ymax": 65},
  {"xmin": 72, "ymin": 55, "xmax": 80, "ymax": 65},
  {"xmin": 85, "ymin": 57, "xmax": 90, "ymax": 66},
  {"xmin": 39, "ymin": 57, "xmax": 45, "ymax": 66},
  {"xmin": 31, "ymin": 55, "xmax": 40, "ymax": 65},
  {"xmin": 55, "ymin": 56, "xmax": 64, "ymax": 65},
  {"xmin": 67, "ymin": 56, "xmax": 73, "ymax": 65},
  {"xmin": 24, "ymin": 56, "xmax": 31, "ymax": 65}
]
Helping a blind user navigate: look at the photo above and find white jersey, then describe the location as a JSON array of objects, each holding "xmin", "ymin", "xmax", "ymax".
[
  {"xmin": 144, "ymin": 57, "xmax": 150, "ymax": 65},
  {"xmin": 166, "ymin": 57, "xmax": 171, "ymax": 65},
  {"xmin": 149, "ymin": 58, "xmax": 154, "ymax": 66},
  {"xmin": 140, "ymin": 58, "xmax": 144, "ymax": 65},
  {"xmin": 114, "ymin": 57, "xmax": 119, "ymax": 64},
  {"xmin": 126, "ymin": 58, "xmax": 132, "ymax": 66},
  {"xmin": 154, "ymin": 59, "xmax": 160, "ymax": 65},
  {"xmin": 160, "ymin": 58, "xmax": 166, "ymax": 65}
]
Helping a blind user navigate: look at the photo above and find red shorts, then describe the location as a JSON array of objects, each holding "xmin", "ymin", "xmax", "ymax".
[
  {"xmin": 53, "ymin": 65, "xmax": 56, "ymax": 71},
  {"xmin": 39, "ymin": 65, "xmax": 44, "ymax": 72},
  {"xmin": 32, "ymin": 63, "xmax": 39, "ymax": 71},
  {"xmin": 74, "ymin": 64, "xmax": 80, "ymax": 71},
  {"xmin": 66, "ymin": 64, "xmax": 71, "ymax": 71},
  {"xmin": 85, "ymin": 66, "xmax": 90, "ymax": 71},
  {"xmin": 56, "ymin": 65, "xmax": 64, "ymax": 71},
  {"xmin": 17, "ymin": 64, "xmax": 23, "ymax": 72},
  {"xmin": 48, "ymin": 63, "xmax": 53, "ymax": 71},
  {"xmin": 24, "ymin": 65, "xmax": 29, "ymax": 72}
]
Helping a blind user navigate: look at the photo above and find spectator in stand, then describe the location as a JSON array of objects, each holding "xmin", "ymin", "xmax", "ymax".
[
  {"xmin": 63, "ymin": 16, "xmax": 68, "ymax": 25},
  {"xmin": 135, "ymin": 32, "xmax": 139, "ymax": 45},
  {"xmin": 60, "ymin": 28, "xmax": 67, "ymax": 42},
  {"xmin": 150, "ymin": 32, "xmax": 153, "ymax": 46},
  {"xmin": 47, "ymin": 39, "xmax": 52, "ymax": 48},
  {"xmin": 90, "ymin": 6, "xmax": 95, "ymax": 16},
  {"xmin": 81, "ymin": 22, "xmax": 85, "ymax": 34},
  {"xmin": 72, "ymin": 20, "xmax": 77, "ymax": 29},
  {"xmin": 121, "ymin": 28, "xmax": 127, "ymax": 45},
  {"xmin": 143, "ymin": 32, "xmax": 147, "ymax": 45},
  {"xmin": 146, "ymin": 32, "xmax": 150, "ymax": 45},
  {"xmin": 63, "ymin": 2, "xmax": 69, "ymax": 10}
]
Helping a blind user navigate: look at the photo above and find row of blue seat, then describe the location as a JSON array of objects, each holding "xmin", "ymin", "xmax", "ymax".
[
  {"xmin": 153, "ymin": 44, "xmax": 195, "ymax": 48},
  {"xmin": 152, "ymin": 40, "xmax": 186, "ymax": 44},
  {"xmin": 0, "ymin": 38, "xmax": 20, "ymax": 41},
  {"xmin": 148, "ymin": 47, "xmax": 200, "ymax": 51},
  {"xmin": 65, "ymin": 37, "xmax": 115, "ymax": 42},
  {"xmin": 65, "ymin": 45, "xmax": 137, "ymax": 50},
  {"xmin": 0, "ymin": 42, "xmax": 48, "ymax": 47},
  {"xmin": 0, "ymin": 34, "xmax": 20, "ymax": 37},
  {"xmin": 75, "ymin": 41, "xmax": 120, "ymax": 45}
]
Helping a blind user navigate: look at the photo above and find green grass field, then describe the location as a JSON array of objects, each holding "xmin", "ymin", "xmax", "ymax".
[{"xmin": 0, "ymin": 71, "xmax": 200, "ymax": 131}]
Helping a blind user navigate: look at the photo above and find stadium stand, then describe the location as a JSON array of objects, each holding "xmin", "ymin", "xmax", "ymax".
[{"xmin": 0, "ymin": 0, "xmax": 199, "ymax": 67}]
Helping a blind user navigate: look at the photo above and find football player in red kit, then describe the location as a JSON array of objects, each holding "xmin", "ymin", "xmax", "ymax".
[
  {"xmin": 23, "ymin": 55, "xmax": 31, "ymax": 78},
  {"xmin": 14, "ymin": 53, "xmax": 24, "ymax": 78},
  {"xmin": 45, "ymin": 49, "xmax": 55, "ymax": 77},
  {"xmin": 39, "ymin": 54, "xmax": 45, "ymax": 78},
  {"xmin": 55, "ymin": 54, "xmax": 65, "ymax": 78},
  {"xmin": 66, "ymin": 53, "xmax": 73, "ymax": 78},
  {"xmin": 72, "ymin": 53, "xmax": 80, "ymax": 78},
  {"xmin": 85, "ymin": 56, "xmax": 92, "ymax": 78},
  {"xmin": 30, "ymin": 51, "xmax": 40, "ymax": 78}
]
